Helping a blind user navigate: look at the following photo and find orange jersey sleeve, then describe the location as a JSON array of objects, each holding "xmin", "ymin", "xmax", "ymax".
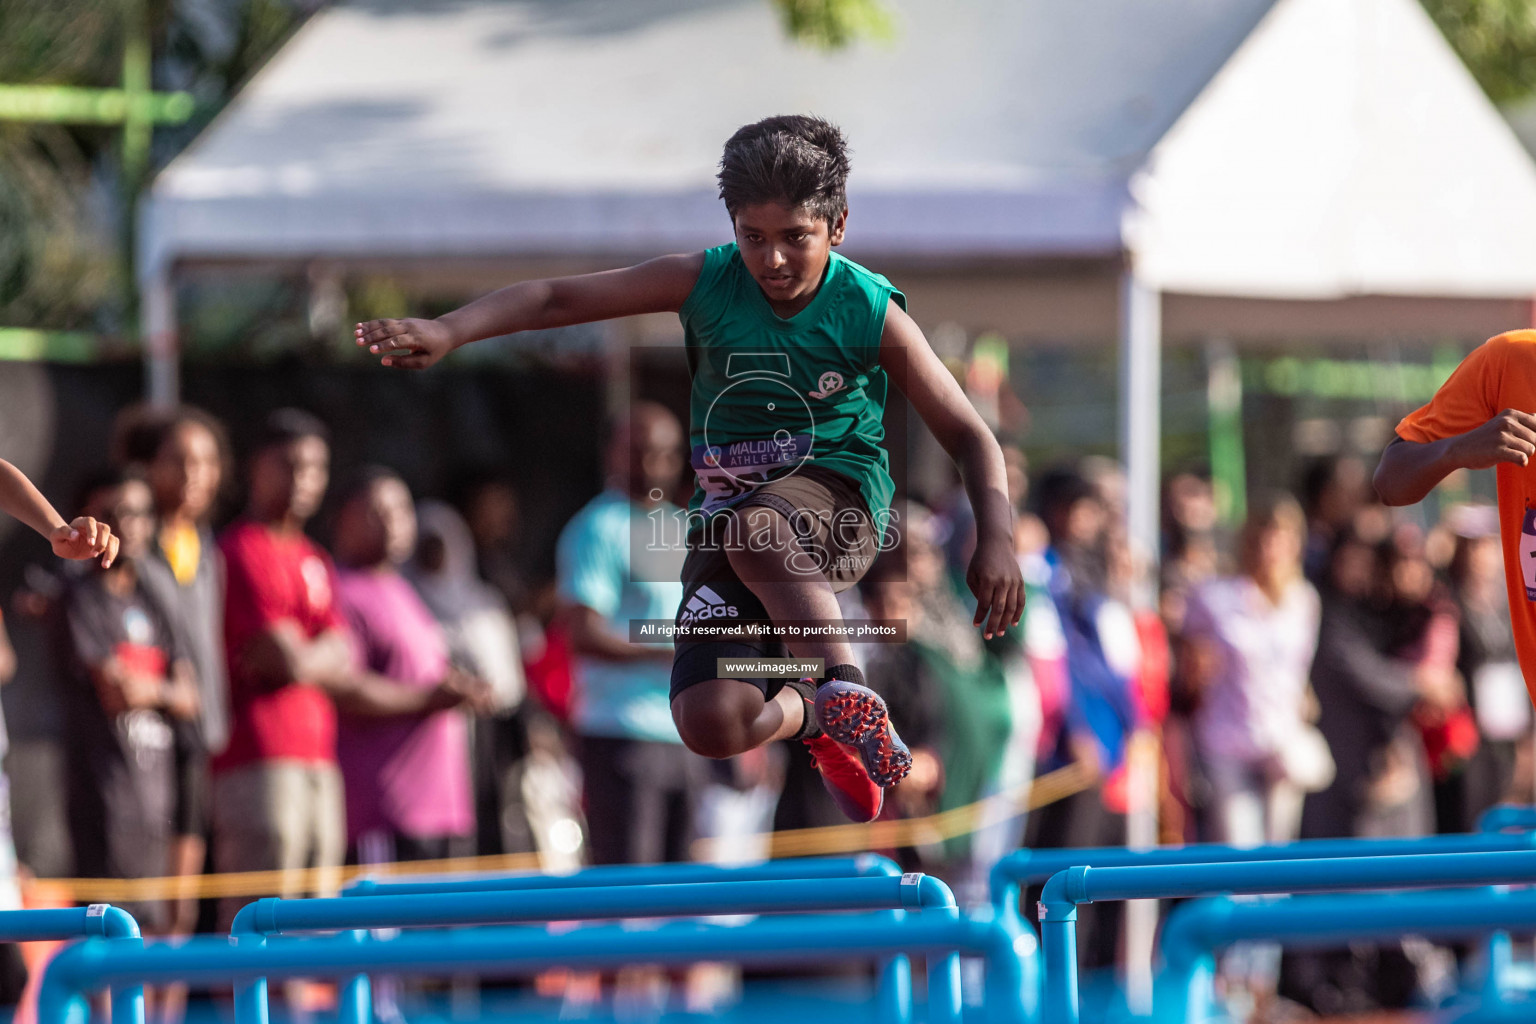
[
  {"xmin": 1395, "ymin": 334, "xmax": 1516, "ymax": 443},
  {"xmin": 1397, "ymin": 331, "xmax": 1536, "ymax": 705}
]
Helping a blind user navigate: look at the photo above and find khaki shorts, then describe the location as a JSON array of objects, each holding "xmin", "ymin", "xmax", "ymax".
[
  {"xmin": 210, "ymin": 759, "xmax": 344, "ymax": 928},
  {"xmin": 670, "ymin": 466, "xmax": 878, "ymax": 700}
]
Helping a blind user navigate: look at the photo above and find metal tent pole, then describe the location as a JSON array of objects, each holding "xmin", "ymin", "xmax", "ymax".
[
  {"xmin": 142, "ymin": 266, "xmax": 178, "ymax": 408},
  {"xmin": 1118, "ymin": 269, "xmax": 1162, "ymax": 578}
]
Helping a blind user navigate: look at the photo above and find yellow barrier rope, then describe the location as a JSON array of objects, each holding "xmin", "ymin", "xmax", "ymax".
[
  {"xmin": 24, "ymin": 852, "xmax": 546, "ymax": 905},
  {"xmin": 23, "ymin": 760, "xmax": 1096, "ymax": 906},
  {"xmin": 694, "ymin": 759, "xmax": 1097, "ymax": 861}
]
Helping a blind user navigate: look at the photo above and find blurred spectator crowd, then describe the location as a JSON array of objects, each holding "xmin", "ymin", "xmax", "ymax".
[{"xmin": 0, "ymin": 399, "xmax": 1527, "ymax": 1019}]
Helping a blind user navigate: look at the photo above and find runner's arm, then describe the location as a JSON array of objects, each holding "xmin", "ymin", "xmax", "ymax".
[
  {"xmin": 879, "ymin": 300, "xmax": 1023, "ymax": 637},
  {"xmin": 0, "ymin": 459, "xmax": 117, "ymax": 565},
  {"xmin": 1375, "ymin": 409, "xmax": 1536, "ymax": 505},
  {"xmin": 356, "ymin": 253, "xmax": 705, "ymax": 370}
]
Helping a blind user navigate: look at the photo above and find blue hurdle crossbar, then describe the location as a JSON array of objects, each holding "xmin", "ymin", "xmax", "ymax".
[
  {"xmin": 235, "ymin": 872, "xmax": 958, "ymax": 1024},
  {"xmin": 1157, "ymin": 887, "xmax": 1536, "ymax": 1024},
  {"xmin": 343, "ymin": 853, "xmax": 900, "ymax": 898},
  {"xmin": 989, "ymin": 830, "xmax": 1536, "ymax": 914},
  {"xmin": 0, "ymin": 907, "xmax": 141, "ymax": 1024},
  {"xmin": 1036, "ymin": 849, "xmax": 1536, "ymax": 1024},
  {"xmin": 41, "ymin": 913, "xmax": 1032, "ymax": 1024}
]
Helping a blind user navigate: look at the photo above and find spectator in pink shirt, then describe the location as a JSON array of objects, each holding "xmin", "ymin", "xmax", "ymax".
[{"xmin": 331, "ymin": 467, "xmax": 493, "ymax": 864}]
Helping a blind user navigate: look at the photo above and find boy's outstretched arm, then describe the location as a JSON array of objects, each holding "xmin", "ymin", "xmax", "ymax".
[
  {"xmin": 356, "ymin": 253, "xmax": 705, "ymax": 369},
  {"xmin": 880, "ymin": 301, "xmax": 1024, "ymax": 638},
  {"xmin": 0, "ymin": 459, "xmax": 117, "ymax": 566},
  {"xmin": 1374, "ymin": 409, "xmax": 1536, "ymax": 505}
]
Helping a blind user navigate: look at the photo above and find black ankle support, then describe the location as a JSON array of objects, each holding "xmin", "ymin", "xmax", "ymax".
[
  {"xmin": 820, "ymin": 664, "xmax": 866, "ymax": 689},
  {"xmin": 786, "ymin": 678, "xmax": 820, "ymax": 740}
]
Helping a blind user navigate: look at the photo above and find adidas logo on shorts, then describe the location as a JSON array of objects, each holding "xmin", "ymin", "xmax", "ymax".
[{"xmin": 679, "ymin": 585, "xmax": 739, "ymax": 624}]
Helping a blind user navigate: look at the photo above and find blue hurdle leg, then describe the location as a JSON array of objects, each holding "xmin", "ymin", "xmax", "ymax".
[
  {"xmin": 108, "ymin": 983, "xmax": 143, "ymax": 1024},
  {"xmin": 1038, "ymin": 905, "xmax": 1078, "ymax": 1024},
  {"xmin": 876, "ymin": 955, "xmax": 913, "ymax": 1024},
  {"xmin": 927, "ymin": 950, "xmax": 962, "ymax": 1024},
  {"xmin": 230, "ymin": 931, "xmax": 266, "ymax": 1024},
  {"xmin": 338, "ymin": 931, "xmax": 371, "ymax": 1024}
]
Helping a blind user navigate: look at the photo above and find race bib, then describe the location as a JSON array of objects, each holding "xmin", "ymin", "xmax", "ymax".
[
  {"xmin": 691, "ymin": 435, "xmax": 813, "ymax": 512},
  {"xmin": 1522, "ymin": 509, "xmax": 1536, "ymax": 601}
]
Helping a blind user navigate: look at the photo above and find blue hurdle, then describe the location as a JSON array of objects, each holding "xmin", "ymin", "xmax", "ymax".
[
  {"xmin": 235, "ymin": 872, "xmax": 958, "ymax": 1024},
  {"xmin": 0, "ymin": 906, "xmax": 138, "ymax": 942},
  {"xmin": 0, "ymin": 907, "xmax": 141, "ymax": 1024},
  {"xmin": 41, "ymin": 913, "xmax": 1032, "ymax": 1024},
  {"xmin": 1156, "ymin": 887, "xmax": 1536, "ymax": 1024},
  {"xmin": 1479, "ymin": 804, "xmax": 1536, "ymax": 833},
  {"xmin": 1036, "ymin": 850, "xmax": 1536, "ymax": 1024},
  {"xmin": 342, "ymin": 852, "xmax": 900, "ymax": 897},
  {"xmin": 989, "ymin": 829, "xmax": 1536, "ymax": 917},
  {"xmin": 985, "ymin": 827, "xmax": 1536, "ymax": 1014}
]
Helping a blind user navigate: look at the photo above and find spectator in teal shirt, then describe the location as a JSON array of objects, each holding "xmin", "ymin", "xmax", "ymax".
[{"xmin": 556, "ymin": 402, "xmax": 700, "ymax": 864}]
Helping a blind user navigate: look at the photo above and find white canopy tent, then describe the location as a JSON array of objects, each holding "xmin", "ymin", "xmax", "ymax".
[{"xmin": 141, "ymin": 0, "xmax": 1536, "ymax": 561}]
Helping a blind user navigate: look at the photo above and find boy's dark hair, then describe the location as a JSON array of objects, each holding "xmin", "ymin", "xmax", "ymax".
[
  {"xmin": 252, "ymin": 408, "xmax": 330, "ymax": 457},
  {"xmin": 718, "ymin": 115, "xmax": 850, "ymax": 225}
]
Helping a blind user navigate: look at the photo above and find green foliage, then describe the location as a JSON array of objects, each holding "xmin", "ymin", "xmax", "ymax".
[
  {"xmin": 771, "ymin": 0, "xmax": 896, "ymax": 50},
  {"xmin": 0, "ymin": 123, "xmax": 119, "ymax": 331},
  {"xmin": 0, "ymin": 0, "xmax": 316, "ymax": 335},
  {"xmin": 1422, "ymin": 0, "xmax": 1536, "ymax": 104},
  {"xmin": 0, "ymin": 0, "xmax": 126, "ymax": 329},
  {"xmin": 0, "ymin": 1, "xmax": 121, "ymax": 84},
  {"xmin": 769, "ymin": 0, "xmax": 1536, "ymax": 100}
]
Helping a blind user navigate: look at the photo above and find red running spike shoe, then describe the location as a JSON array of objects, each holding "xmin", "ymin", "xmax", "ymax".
[
  {"xmin": 814, "ymin": 680, "xmax": 914, "ymax": 788},
  {"xmin": 803, "ymin": 733, "xmax": 884, "ymax": 823}
]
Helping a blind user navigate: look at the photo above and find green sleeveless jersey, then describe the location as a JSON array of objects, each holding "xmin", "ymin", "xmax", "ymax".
[{"xmin": 679, "ymin": 242, "xmax": 903, "ymax": 532}]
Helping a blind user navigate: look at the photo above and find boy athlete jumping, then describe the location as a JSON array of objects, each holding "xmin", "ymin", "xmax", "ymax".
[{"xmin": 357, "ymin": 116, "xmax": 1023, "ymax": 821}]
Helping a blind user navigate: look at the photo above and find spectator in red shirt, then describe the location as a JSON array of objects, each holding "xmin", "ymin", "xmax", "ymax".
[
  {"xmin": 212, "ymin": 409, "xmax": 348, "ymax": 923},
  {"xmin": 212, "ymin": 410, "xmax": 462, "ymax": 923}
]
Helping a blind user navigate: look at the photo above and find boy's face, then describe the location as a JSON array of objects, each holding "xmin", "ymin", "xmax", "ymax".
[{"xmin": 732, "ymin": 202, "xmax": 847, "ymax": 314}]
